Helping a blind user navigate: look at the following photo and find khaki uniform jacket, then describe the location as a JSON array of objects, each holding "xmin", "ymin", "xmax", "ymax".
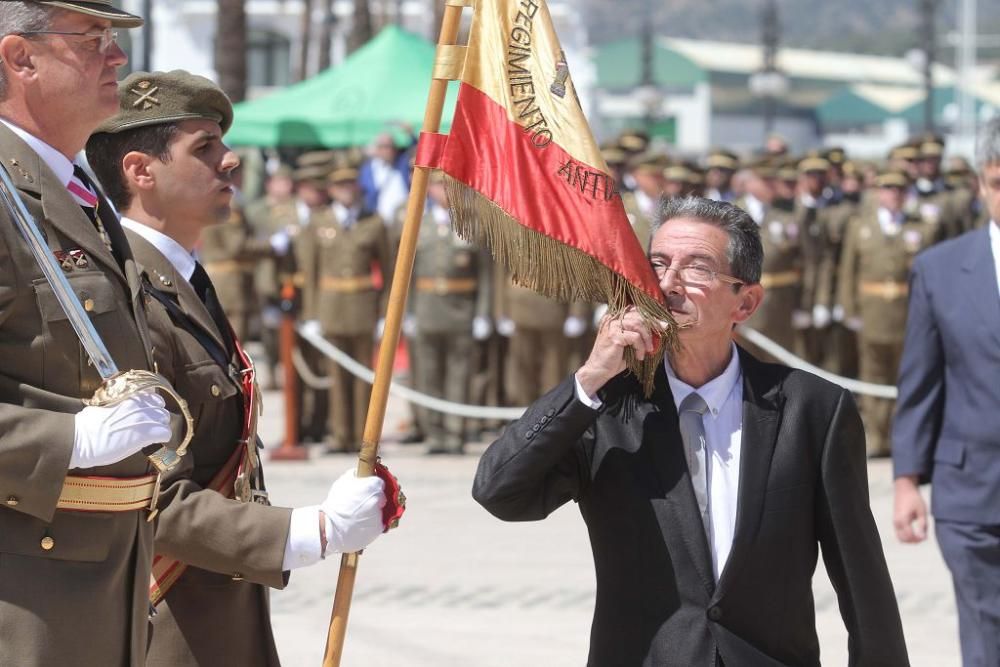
[
  {"xmin": 814, "ymin": 198, "xmax": 860, "ymax": 310},
  {"xmin": 300, "ymin": 208, "xmax": 393, "ymax": 337},
  {"xmin": 198, "ymin": 208, "xmax": 273, "ymax": 317},
  {"xmin": 127, "ymin": 232, "xmax": 291, "ymax": 667},
  {"xmin": 410, "ymin": 209, "xmax": 492, "ymax": 334},
  {"xmin": 736, "ymin": 198, "xmax": 802, "ymax": 349},
  {"xmin": 838, "ymin": 207, "xmax": 934, "ymax": 344},
  {"xmin": 794, "ymin": 199, "xmax": 828, "ymax": 313},
  {"xmin": 0, "ymin": 124, "xmax": 157, "ymax": 666},
  {"xmin": 244, "ymin": 198, "xmax": 299, "ymax": 303},
  {"xmin": 621, "ymin": 190, "xmax": 655, "ymax": 251}
]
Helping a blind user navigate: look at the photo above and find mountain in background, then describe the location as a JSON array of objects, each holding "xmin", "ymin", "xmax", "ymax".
[{"xmin": 581, "ymin": 0, "xmax": 1000, "ymax": 64}]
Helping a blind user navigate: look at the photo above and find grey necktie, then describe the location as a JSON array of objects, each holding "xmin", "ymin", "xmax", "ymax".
[{"xmin": 679, "ymin": 392, "xmax": 711, "ymax": 539}]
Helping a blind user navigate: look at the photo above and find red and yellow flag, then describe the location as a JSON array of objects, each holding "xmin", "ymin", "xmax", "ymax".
[{"xmin": 417, "ymin": 0, "xmax": 674, "ymax": 388}]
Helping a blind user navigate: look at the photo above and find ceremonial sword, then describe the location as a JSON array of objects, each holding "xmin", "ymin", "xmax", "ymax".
[{"xmin": 0, "ymin": 162, "xmax": 194, "ymax": 492}]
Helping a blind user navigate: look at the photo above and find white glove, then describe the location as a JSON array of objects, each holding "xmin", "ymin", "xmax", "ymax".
[
  {"xmin": 791, "ymin": 310, "xmax": 812, "ymax": 330},
  {"xmin": 301, "ymin": 319, "xmax": 322, "ymax": 338},
  {"xmin": 321, "ymin": 469, "xmax": 387, "ymax": 555},
  {"xmin": 71, "ymin": 391, "xmax": 171, "ymax": 469},
  {"xmin": 402, "ymin": 315, "xmax": 417, "ymax": 338},
  {"xmin": 375, "ymin": 318, "xmax": 386, "ymax": 341},
  {"xmin": 269, "ymin": 230, "xmax": 291, "ymax": 255},
  {"xmin": 812, "ymin": 304, "xmax": 831, "ymax": 329},
  {"xmin": 563, "ymin": 316, "xmax": 587, "ymax": 338},
  {"xmin": 592, "ymin": 304, "xmax": 609, "ymax": 327},
  {"xmin": 832, "ymin": 304, "xmax": 845, "ymax": 323},
  {"xmin": 472, "ymin": 316, "xmax": 492, "ymax": 341},
  {"xmin": 496, "ymin": 317, "xmax": 516, "ymax": 337},
  {"xmin": 845, "ymin": 316, "xmax": 864, "ymax": 332}
]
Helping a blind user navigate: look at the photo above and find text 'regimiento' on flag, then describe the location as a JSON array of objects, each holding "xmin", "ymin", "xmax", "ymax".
[{"xmin": 416, "ymin": 0, "xmax": 676, "ymax": 393}]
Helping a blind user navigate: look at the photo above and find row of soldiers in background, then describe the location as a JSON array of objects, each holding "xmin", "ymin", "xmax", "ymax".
[
  {"xmin": 205, "ymin": 129, "xmax": 990, "ymax": 459},
  {"xmin": 612, "ymin": 130, "xmax": 988, "ymax": 457},
  {"xmin": 206, "ymin": 145, "xmax": 596, "ymax": 456}
]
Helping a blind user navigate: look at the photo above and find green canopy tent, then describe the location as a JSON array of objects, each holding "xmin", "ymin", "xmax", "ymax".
[{"xmin": 227, "ymin": 25, "xmax": 458, "ymax": 148}]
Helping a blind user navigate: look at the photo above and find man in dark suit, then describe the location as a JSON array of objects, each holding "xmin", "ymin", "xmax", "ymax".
[
  {"xmin": 892, "ymin": 119, "xmax": 1000, "ymax": 667},
  {"xmin": 473, "ymin": 197, "xmax": 908, "ymax": 666},
  {"xmin": 85, "ymin": 70, "xmax": 389, "ymax": 666}
]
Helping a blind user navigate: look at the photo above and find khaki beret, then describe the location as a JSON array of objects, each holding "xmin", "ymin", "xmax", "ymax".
[
  {"xmin": 95, "ymin": 70, "xmax": 233, "ymax": 135},
  {"xmin": 13, "ymin": 0, "xmax": 143, "ymax": 28},
  {"xmin": 705, "ymin": 149, "xmax": 740, "ymax": 171},
  {"xmin": 876, "ymin": 170, "xmax": 909, "ymax": 188}
]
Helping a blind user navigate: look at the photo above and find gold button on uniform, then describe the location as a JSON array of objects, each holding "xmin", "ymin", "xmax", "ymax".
[
  {"xmin": 83, "ymin": 298, "xmax": 95, "ymax": 312},
  {"xmin": 210, "ymin": 384, "xmax": 221, "ymax": 397},
  {"xmin": 40, "ymin": 536, "xmax": 54, "ymax": 551},
  {"xmin": 5, "ymin": 495, "xmax": 18, "ymax": 506}
]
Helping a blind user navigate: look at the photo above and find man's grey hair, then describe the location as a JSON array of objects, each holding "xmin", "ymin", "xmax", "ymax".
[
  {"xmin": 976, "ymin": 118, "xmax": 1000, "ymax": 173},
  {"xmin": 650, "ymin": 196, "xmax": 764, "ymax": 285},
  {"xmin": 0, "ymin": 2, "xmax": 55, "ymax": 101}
]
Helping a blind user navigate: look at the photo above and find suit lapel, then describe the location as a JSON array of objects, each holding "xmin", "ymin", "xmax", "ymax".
[
  {"xmin": 961, "ymin": 227, "xmax": 1000, "ymax": 349},
  {"xmin": 714, "ymin": 348, "xmax": 782, "ymax": 598},
  {"xmin": 644, "ymin": 366, "xmax": 716, "ymax": 596}
]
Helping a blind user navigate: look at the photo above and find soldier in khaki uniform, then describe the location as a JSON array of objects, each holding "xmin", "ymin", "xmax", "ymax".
[
  {"xmin": 621, "ymin": 150, "xmax": 667, "ymax": 249},
  {"xmin": 0, "ymin": 2, "xmax": 176, "ymax": 664},
  {"xmin": 198, "ymin": 195, "xmax": 274, "ymax": 341},
  {"xmin": 86, "ymin": 70, "xmax": 388, "ymax": 667},
  {"xmin": 735, "ymin": 160, "xmax": 803, "ymax": 361},
  {"xmin": 300, "ymin": 164, "xmax": 393, "ymax": 453},
  {"xmin": 793, "ymin": 154, "xmax": 833, "ymax": 365},
  {"xmin": 838, "ymin": 170, "xmax": 936, "ymax": 457},
  {"xmin": 408, "ymin": 173, "xmax": 492, "ymax": 453},
  {"xmin": 910, "ymin": 138, "xmax": 965, "ymax": 242},
  {"xmin": 704, "ymin": 148, "xmax": 739, "ymax": 202}
]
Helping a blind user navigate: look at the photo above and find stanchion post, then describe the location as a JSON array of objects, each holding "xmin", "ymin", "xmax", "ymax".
[{"xmin": 271, "ymin": 278, "xmax": 308, "ymax": 461}]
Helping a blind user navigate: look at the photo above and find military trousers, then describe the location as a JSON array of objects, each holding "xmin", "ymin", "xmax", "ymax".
[
  {"xmin": 506, "ymin": 327, "xmax": 567, "ymax": 406},
  {"xmin": 413, "ymin": 331, "xmax": 473, "ymax": 451},
  {"xmin": 857, "ymin": 337, "xmax": 904, "ymax": 456},
  {"xmin": 327, "ymin": 333, "xmax": 374, "ymax": 452}
]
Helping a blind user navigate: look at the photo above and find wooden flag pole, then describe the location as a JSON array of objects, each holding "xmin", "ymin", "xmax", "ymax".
[{"xmin": 321, "ymin": 3, "xmax": 468, "ymax": 664}]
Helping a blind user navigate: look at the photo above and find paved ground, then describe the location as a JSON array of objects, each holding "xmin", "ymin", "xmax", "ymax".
[{"xmin": 255, "ymin": 381, "xmax": 960, "ymax": 666}]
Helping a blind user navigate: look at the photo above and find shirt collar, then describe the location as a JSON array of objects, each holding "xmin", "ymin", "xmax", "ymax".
[
  {"xmin": 120, "ymin": 217, "xmax": 197, "ymax": 282},
  {"xmin": 665, "ymin": 342, "xmax": 742, "ymax": 417},
  {"xmin": 0, "ymin": 118, "xmax": 76, "ymax": 188},
  {"xmin": 990, "ymin": 219, "xmax": 1000, "ymax": 255}
]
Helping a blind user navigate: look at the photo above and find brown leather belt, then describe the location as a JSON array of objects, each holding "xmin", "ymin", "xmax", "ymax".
[
  {"xmin": 860, "ymin": 280, "xmax": 909, "ymax": 300},
  {"xmin": 203, "ymin": 259, "xmax": 255, "ymax": 274},
  {"xmin": 759, "ymin": 270, "xmax": 801, "ymax": 289},
  {"xmin": 320, "ymin": 275, "xmax": 375, "ymax": 292},
  {"xmin": 415, "ymin": 277, "xmax": 477, "ymax": 294},
  {"xmin": 56, "ymin": 474, "xmax": 159, "ymax": 512}
]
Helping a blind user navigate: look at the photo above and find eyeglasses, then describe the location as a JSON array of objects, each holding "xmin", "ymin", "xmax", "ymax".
[
  {"xmin": 16, "ymin": 27, "xmax": 119, "ymax": 55},
  {"xmin": 650, "ymin": 259, "xmax": 744, "ymax": 288}
]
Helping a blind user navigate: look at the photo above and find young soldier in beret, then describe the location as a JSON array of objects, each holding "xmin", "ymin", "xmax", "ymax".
[
  {"xmin": 86, "ymin": 70, "xmax": 393, "ymax": 667},
  {"xmin": 0, "ymin": 3, "xmax": 175, "ymax": 665}
]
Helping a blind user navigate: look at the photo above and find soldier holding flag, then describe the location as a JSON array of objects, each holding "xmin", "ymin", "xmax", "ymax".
[{"xmin": 0, "ymin": 2, "xmax": 174, "ymax": 664}]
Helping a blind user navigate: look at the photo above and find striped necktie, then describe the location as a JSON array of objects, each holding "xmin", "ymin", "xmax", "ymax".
[{"xmin": 70, "ymin": 165, "xmax": 113, "ymax": 253}]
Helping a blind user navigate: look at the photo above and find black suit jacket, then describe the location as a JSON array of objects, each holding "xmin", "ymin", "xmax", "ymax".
[{"xmin": 473, "ymin": 347, "xmax": 908, "ymax": 667}]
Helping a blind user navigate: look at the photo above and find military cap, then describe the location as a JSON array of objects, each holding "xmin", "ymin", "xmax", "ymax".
[
  {"xmin": 329, "ymin": 164, "xmax": 360, "ymax": 184},
  {"xmin": 776, "ymin": 158, "xmax": 799, "ymax": 182},
  {"xmin": 626, "ymin": 149, "xmax": 669, "ymax": 174},
  {"xmin": 293, "ymin": 164, "xmax": 332, "ymax": 184},
  {"xmin": 8, "ymin": 0, "xmax": 144, "ymax": 28},
  {"xmin": 618, "ymin": 129, "xmax": 650, "ymax": 153},
  {"xmin": 823, "ymin": 147, "xmax": 846, "ymax": 165},
  {"xmin": 875, "ymin": 169, "xmax": 909, "ymax": 188},
  {"xmin": 705, "ymin": 149, "xmax": 740, "ymax": 171},
  {"xmin": 748, "ymin": 157, "xmax": 777, "ymax": 179},
  {"xmin": 684, "ymin": 164, "xmax": 705, "ymax": 186},
  {"xmin": 95, "ymin": 70, "xmax": 233, "ymax": 135},
  {"xmin": 919, "ymin": 139, "xmax": 945, "ymax": 158},
  {"xmin": 841, "ymin": 160, "xmax": 860, "ymax": 178},
  {"xmin": 663, "ymin": 164, "xmax": 690, "ymax": 182},
  {"xmin": 889, "ymin": 144, "xmax": 919, "ymax": 161},
  {"xmin": 798, "ymin": 154, "xmax": 830, "ymax": 174},
  {"xmin": 600, "ymin": 142, "xmax": 627, "ymax": 166},
  {"xmin": 296, "ymin": 150, "xmax": 337, "ymax": 168}
]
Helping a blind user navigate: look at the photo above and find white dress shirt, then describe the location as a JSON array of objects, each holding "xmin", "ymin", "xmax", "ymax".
[
  {"xmin": 121, "ymin": 217, "xmax": 323, "ymax": 570},
  {"xmin": 576, "ymin": 342, "xmax": 744, "ymax": 582},
  {"xmin": 990, "ymin": 220, "xmax": 1000, "ymax": 299}
]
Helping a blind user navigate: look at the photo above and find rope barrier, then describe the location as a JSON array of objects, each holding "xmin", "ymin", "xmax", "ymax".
[
  {"xmin": 293, "ymin": 324, "xmax": 899, "ymax": 422},
  {"xmin": 737, "ymin": 326, "xmax": 898, "ymax": 399},
  {"xmin": 296, "ymin": 325, "xmax": 527, "ymax": 420}
]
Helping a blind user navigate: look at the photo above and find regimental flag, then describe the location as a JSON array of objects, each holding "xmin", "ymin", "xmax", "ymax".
[{"xmin": 417, "ymin": 0, "xmax": 675, "ymax": 391}]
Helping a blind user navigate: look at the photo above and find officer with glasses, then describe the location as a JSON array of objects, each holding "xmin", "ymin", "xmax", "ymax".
[{"xmin": 0, "ymin": 2, "xmax": 173, "ymax": 666}]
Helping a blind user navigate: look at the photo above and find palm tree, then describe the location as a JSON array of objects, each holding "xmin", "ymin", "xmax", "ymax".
[
  {"xmin": 215, "ymin": 0, "xmax": 247, "ymax": 102},
  {"xmin": 347, "ymin": 0, "xmax": 373, "ymax": 54}
]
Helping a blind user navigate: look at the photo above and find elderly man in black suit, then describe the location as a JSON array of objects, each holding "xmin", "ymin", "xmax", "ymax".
[{"xmin": 473, "ymin": 197, "xmax": 908, "ymax": 666}]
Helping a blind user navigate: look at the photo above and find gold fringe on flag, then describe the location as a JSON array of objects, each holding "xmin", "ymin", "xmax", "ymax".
[{"xmin": 445, "ymin": 176, "xmax": 678, "ymax": 397}]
